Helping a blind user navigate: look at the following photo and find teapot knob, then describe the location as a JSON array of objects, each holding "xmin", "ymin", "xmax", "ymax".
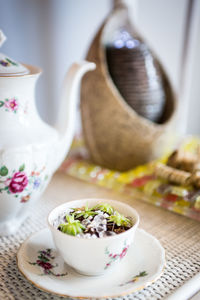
[
  {"xmin": 113, "ymin": 0, "xmax": 133, "ymax": 9},
  {"xmin": 0, "ymin": 30, "xmax": 6, "ymax": 48}
]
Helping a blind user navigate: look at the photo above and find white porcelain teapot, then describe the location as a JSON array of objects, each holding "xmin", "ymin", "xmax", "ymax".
[{"xmin": 0, "ymin": 30, "xmax": 95, "ymax": 235}]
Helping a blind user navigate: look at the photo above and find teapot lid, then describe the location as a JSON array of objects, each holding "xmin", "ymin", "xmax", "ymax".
[{"xmin": 0, "ymin": 30, "xmax": 29, "ymax": 76}]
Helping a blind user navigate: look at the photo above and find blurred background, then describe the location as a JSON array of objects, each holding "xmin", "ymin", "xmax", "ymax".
[{"xmin": 0, "ymin": 0, "xmax": 200, "ymax": 134}]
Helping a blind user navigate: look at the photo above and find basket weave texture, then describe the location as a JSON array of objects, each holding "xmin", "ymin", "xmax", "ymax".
[
  {"xmin": 81, "ymin": 16, "xmax": 177, "ymax": 171},
  {"xmin": 1, "ymin": 172, "xmax": 199, "ymax": 300}
]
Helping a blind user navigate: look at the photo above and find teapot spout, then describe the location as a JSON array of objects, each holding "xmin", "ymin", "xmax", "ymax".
[{"xmin": 54, "ymin": 61, "xmax": 96, "ymax": 171}]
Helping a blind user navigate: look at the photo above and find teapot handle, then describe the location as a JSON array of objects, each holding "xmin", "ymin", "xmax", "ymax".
[{"xmin": 54, "ymin": 61, "xmax": 96, "ymax": 171}]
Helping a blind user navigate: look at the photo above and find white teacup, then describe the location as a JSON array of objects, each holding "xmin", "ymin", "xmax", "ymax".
[{"xmin": 48, "ymin": 198, "xmax": 139, "ymax": 276}]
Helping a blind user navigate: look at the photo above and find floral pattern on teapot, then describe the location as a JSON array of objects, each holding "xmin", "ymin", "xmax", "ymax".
[
  {"xmin": 0, "ymin": 164, "xmax": 48, "ymax": 203},
  {"xmin": 0, "ymin": 57, "xmax": 18, "ymax": 67},
  {"xmin": 0, "ymin": 97, "xmax": 29, "ymax": 114},
  {"xmin": 0, "ymin": 97, "xmax": 19, "ymax": 113}
]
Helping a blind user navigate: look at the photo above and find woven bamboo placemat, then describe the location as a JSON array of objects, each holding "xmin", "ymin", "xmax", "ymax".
[{"xmin": 0, "ymin": 172, "xmax": 199, "ymax": 300}]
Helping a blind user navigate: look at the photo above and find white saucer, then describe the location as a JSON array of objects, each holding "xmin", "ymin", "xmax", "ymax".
[{"xmin": 17, "ymin": 228, "xmax": 165, "ymax": 299}]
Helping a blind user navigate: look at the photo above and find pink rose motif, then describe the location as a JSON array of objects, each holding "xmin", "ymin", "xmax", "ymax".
[
  {"xmin": 36, "ymin": 260, "xmax": 53, "ymax": 270},
  {"xmin": 9, "ymin": 171, "xmax": 28, "ymax": 193},
  {"xmin": 120, "ymin": 247, "xmax": 128, "ymax": 259},
  {"xmin": 4, "ymin": 98, "xmax": 19, "ymax": 112}
]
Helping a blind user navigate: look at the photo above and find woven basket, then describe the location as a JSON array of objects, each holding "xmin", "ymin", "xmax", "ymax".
[{"xmin": 81, "ymin": 9, "xmax": 177, "ymax": 171}]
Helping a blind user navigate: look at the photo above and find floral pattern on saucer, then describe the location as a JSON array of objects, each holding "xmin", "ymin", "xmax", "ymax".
[
  {"xmin": 29, "ymin": 248, "xmax": 67, "ymax": 277},
  {"xmin": 17, "ymin": 228, "xmax": 165, "ymax": 299},
  {"xmin": 119, "ymin": 271, "xmax": 148, "ymax": 286}
]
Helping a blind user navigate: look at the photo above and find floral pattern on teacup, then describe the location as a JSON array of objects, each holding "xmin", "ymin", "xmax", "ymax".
[
  {"xmin": 105, "ymin": 241, "xmax": 130, "ymax": 269},
  {"xmin": 29, "ymin": 248, "xmax": 68, "ymax": 276},
  {"xmin": 0, "ymin": 164, "xmax": 48, "ymax": 203}
]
